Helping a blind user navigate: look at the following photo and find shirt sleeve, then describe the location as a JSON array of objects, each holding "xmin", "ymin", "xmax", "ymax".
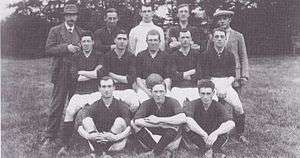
[
  {"xmin": 170, "ymin": 53, "xmax": 184, "ymax": 82},
  {"xmin": 134, "ymin": 101, "xmax": 149, "ymax": 119},
  {"xmin": 81, "ymin": 103, "xmax": 97, "ymax": 120},
  {"xmin": 183, "ymin": 100, "xmax": 194, "ymax": 118},
  {"xmin": 170, "ymin": 98, "xmax": 183, "ymax": 114},
  {"xmin": 215, "ymin": 101, "xmax": 232, "ymax": 123},
  {"xmin": 117, "ymin": 101, "xmax": 131, "ymax": 126}
]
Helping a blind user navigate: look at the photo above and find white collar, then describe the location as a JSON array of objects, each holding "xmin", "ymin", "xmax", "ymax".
[
  {"xmin": 83, "ymin": 50, "xmax": 92, "ymax": 58},
  {"xmin": 139, "ymin": 21, "xmax": 154, "ymax": 26},
  {"xmin": 65, "ymin": 22, "xmax": 75, "ymax": 33},
  {"xmin": 179, "ymin": 47, "xmax": 190, "ymax": 56}
]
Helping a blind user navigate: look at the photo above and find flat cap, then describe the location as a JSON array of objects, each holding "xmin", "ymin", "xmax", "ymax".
[
  {"xmin": 63, "ymin": 4, "xmax": 78, "ymax": 14},
  {"xmin": 213, "ymin": 9, "xmax": 234, "ymax": 17}
]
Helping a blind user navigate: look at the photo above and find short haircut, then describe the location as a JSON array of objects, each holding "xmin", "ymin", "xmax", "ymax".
[
  {"xmin": 114, "ymin": 29, "xmax": 128, "ymax": 39},
  {"xmin": 106, "ymin": 8, "xmax": 118, "ymax": 16},
  {"xmin": 146, "ymin": 73, "xmax": 165, "ymax": 90},
  {"xmin": 99, "ymin": 76, "xmax": 115, "ymax": 86},
  {"xmin": 197, "ymin": 79, "xmax": 215, "ymax": 90},
  {"xmin": 140, "ymin": 3, "xmax": 154, "ymax": 11},
  {"xmin": 80, "ymin": 30, "xmax": 94, "ymax": 40},
  {"xmin": 146, "ymin": 29, "xmax": 161, "ymax": 41},
  {"xmin": 177, "ymin": 3, "xmax": 189, "ymax": 11},
  {"xmin": 212, "ymin": 27, "xmax": 227, "ymax": 36},
  {"xmin": 179, "ymin": 28, "xmax": 191, "ymax": 37}
]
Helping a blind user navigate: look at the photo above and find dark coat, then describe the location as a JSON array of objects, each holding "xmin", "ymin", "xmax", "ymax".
[{"xmin": 45, "ymin": 23, "xmax": 84, "ymax": 83}]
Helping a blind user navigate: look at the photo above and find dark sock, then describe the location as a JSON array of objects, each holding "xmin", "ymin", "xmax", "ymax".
[
  {"xmin": 61, "ymin": 121, "xmax": 74, "ymax": 148},
  {"xmin": 135, "ymin": 127, "xmax": 157, "ymax": 149},
  {"xmin": 153, "ymin": 128, "xmax": 177, "ymax": 155},
  {"xmin": 234, "ymin": 113, "xmax": 245, "ymax": 135}
]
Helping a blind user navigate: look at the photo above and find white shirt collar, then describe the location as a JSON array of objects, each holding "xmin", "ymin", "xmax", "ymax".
[
  {"xmin": 65, "ymin": 22, "xmax": 75, "ymax": 33},
  {"xmin": 139, "ymin": 21, "xmax": 154, "ymax": 26}
]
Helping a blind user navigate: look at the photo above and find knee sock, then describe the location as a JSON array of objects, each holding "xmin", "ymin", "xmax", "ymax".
[
  {"xmin": 61, "ymin": 121, "xmax": 74, "ymax": 148},
  {"xmin": 135, "ymin": 127, "xmax": 156, "ymax": 149},
  {"xmin": 233, "ymin": 113, "xmax": 245, "ymax": 135},
  {"xmin": 153, "ymin": 128, "xmax": 177, "ymax": 155}
]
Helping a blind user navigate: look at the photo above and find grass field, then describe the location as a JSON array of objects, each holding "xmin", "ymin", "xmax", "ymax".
[{"xmin": 1, "ymin": 55, "xmax": 300, "ymax": 158}]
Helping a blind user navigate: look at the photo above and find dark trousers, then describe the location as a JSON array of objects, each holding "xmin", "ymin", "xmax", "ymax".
[
  {"xmin": 184, "ymin": 131, "xmax": 228, "ymax": 153},
  {"xmin": 45, "ymin": 69, "xmax": 75, "ymax": 139}
]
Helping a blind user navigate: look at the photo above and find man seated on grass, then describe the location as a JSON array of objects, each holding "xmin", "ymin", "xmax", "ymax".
[
  {"xmin": 183, "ymin": 80, "xmax": 235, "ymax": 158},
  {"xmin": 131, "ymin": 73, "xmax": 186, "ymax": 157},
  {"xmin": 57, "ymin": 31, "xmax": 106, "ymax": 156},
  {"xmin": 169, "ymin": 29, "xmax": 200, "ymax": 107},
  {"xmin": 77, "ymin": 76, "xmax": 131, "ymax": 158},
  {"xmin": 101, "ymin": 29, "xmax": 139, "ymax": 112},
  {"xmin": 197, "ymin": 27, "xmax": 248, "ymax": 143},
  {"xmin": 136, "ymin": 30, "xmax": 171, "ymax": 103}
]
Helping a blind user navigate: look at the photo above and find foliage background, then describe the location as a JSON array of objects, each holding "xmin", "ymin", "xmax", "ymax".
[{"xmin": 1, "ymin": 0, "xmax": 298, "ymax": 57}]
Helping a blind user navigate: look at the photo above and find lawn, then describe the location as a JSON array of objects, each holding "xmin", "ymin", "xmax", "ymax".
[{"xmin": 1, "ymin": 55, "xmax": 300, "ymax": 158}]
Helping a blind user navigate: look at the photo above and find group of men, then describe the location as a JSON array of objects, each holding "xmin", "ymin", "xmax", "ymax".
[{"xmin": 41, "ymin": 2, "xmax": 249, "ymax": 158}]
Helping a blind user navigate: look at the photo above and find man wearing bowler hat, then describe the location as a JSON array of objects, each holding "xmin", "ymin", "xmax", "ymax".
[{"xmin": 41, "ymin": 3, "xmax": 84, "ymax": 148}]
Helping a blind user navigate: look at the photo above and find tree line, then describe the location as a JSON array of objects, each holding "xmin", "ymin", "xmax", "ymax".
[{"xmin": 1, "ymin": 0, "xmax": 297, "ymax": 58}]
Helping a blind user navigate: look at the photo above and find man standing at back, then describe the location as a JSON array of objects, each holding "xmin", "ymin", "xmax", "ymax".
[
  {"xmin": 94, "ymin": 8, "xmax": 121, "ymax": 54},
  {"xmin": 129, "ymin": 3, "xmax": 165, "ymax": 56},
  {"xmin": 166, "ymin": 3, "xmax": 206, "ymax": 53},
  {"xmin": 42, "ymin": 3, "xmax": 83, "ymax": 147}
]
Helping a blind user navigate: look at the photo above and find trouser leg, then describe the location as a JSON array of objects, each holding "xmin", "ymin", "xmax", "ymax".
[
  {"xmin": 45, "ymin": 81, "xmax": 69, "ymax": 139},
  {"xmin": 60, "ymin": 121, "xmax": 74, "ymax": 148}
]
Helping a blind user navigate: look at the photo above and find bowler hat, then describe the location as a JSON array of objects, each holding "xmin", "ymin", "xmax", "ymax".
[
  {"xmin": 63, "ymin": 4, "xmax": 78, "ymax": 14},
  {"xmin": 213, "ymin": 9, "xmax": 234, "ymax": 17}
]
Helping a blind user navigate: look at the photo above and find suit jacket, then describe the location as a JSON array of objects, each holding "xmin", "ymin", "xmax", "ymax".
[
  {"xmin": 207, "ymin": 28, "xmax": 249, "ymax": 79},
  {"xmin": 45, "ymin": 23, "xmax": 84, "ymax": 84}
]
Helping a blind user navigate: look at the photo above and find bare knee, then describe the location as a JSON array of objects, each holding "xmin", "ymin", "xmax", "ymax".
[{"xmin": 111, "ymin": 117, "xmax": 127, "ymax": 134}]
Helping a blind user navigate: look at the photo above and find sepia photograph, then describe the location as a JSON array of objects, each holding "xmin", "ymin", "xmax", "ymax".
[{"xmin": 1, "ymin": 0, "xmax": 299, "ymax": 157}]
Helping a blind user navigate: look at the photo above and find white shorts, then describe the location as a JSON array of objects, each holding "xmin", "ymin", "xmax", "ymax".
[
  {"xmin": 211, "ymin": 77, "xmax": 244, "ymax": 113},
  {"xmin": 67, "ymin": 92, "xmax": 101, "ymax": 112}
]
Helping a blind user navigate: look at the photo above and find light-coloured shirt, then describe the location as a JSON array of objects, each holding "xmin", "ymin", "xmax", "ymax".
[{"xmin": 129, "ymin": 21, "xmax": 165, "ymax": 56}]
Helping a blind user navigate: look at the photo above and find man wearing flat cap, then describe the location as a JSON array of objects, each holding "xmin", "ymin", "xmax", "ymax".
[
  {"xmin": 208, "ymin": 9, "xmax": 249, "ymax": 143},
  {"xmin": 41, "ymin": 3, "xmax": 84, "ymax": 148}
]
